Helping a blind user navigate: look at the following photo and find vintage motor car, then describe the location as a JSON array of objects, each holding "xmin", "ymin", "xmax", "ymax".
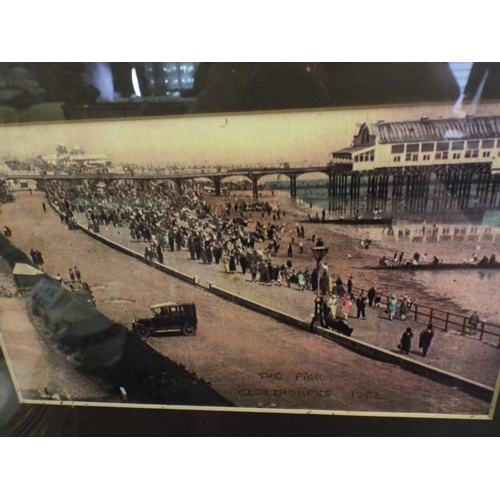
[{"xmin": 132, "ymin": 302, "xmax": 197, "ymax": 337}]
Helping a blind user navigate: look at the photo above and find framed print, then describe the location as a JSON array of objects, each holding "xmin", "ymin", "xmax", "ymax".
[{"xmin": 1, "ymin": 99, "xmax": 500, "ymax": 426}]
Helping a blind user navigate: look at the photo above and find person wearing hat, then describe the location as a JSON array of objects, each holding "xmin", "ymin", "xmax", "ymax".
[
  {"xmin": 419, "ymin": 324, "xmax": 435, "ymax": 357},
  {"xmin": 327, "ymin": 296, "xmax": 337, "ymax": 313},
  {"xmin": 342, "ymin": 294, "xmax": 352, "ymax": 320},
  {"xmin": 320, "ymin": 270, "xmax": 330, "ymax": 297},
  {"xmin": 356, "ymin": 293, "xmax": 367, "ymax": 320},
  {"xmin": 388, "ymin": 295, "xmax": 397, "ymax": 321},
  {"xmin": 297, "ymin": 270, "xmax": 305, "ymax": 291},
  {"xmin": 347, "ymin": 276, "xmax": 353, "ymax": 294},
  {"xmin": 367, "ymin": 286, "xmax": 377, "ymax": 307},
  {"xmin": 399, "ymin": 327, "xmax": 413, "ymax": 355},
  {"xmin": 400, "ymin": 297, "xmax": 408, "ymax": 321}
]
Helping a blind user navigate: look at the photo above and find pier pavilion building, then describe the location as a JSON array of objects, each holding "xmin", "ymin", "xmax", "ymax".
[{"xmin": 330, "ymin": 116, "xmax": 500, "ymax": 173}]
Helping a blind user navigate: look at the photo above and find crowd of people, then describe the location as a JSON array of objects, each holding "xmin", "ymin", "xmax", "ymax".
[
  {"xmin": 45, "ymin": 179, "xmax": 321, "ymax": 294},
  {"xmin": 54, "ymin": 265, "xmax": 84, "ymax": 285},
  {"xmin": 44, "ymin": 181, "xmax": 396, "ymax": 298},
  {"xmin": 29, "ymin": 248, "xmax": 44, "ymax": 268},
  {"xmin": 42, "ymin": 179, "xmax": 488, "ymax": 355},
  {"xmin": 45, "ymin": 180, "xmax": 382, "ymax": 321},
  {"xmin": 67, "ymin": 266, "xmax": 81, "ymax": 282}
]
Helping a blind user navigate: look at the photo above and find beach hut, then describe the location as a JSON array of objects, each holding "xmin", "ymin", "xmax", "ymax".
[{"xmin": 12, "ymin": 263, "xmax": 46, "ymax": 293}]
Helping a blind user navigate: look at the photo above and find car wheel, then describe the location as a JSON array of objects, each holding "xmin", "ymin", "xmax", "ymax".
[
  {"xmin": 134, "ymin": 325, "xmax": 151, "ymax": 338},
  {"xmin": 182, "ymin": 323, "xmax": 196, "ymax": 336}
]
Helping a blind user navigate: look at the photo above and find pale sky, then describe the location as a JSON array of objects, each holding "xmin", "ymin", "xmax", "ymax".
[{"xmin": 2, "ymin": 102, "xmax": 500, "ymax": 168}]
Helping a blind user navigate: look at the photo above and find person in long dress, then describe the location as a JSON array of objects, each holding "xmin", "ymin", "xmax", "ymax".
[
  {"xmin": 388, "ymin": 295, "xmax": 397, "ymax": 321},
  {"xmin": 342, "ymin": 295, "xmax": 352, "ymax": 320},
  {"xmin": 297, "ymin": 271, "xmax": 305, "ymax": 291},
  {"xmin": 399, "ymin": 327, "xmax": 413, "ymax": 355},
  {"xmin": 400, "ymin": 299, "xmax": 407, "ymax": 321},
  {"xmin": 221, "ymin": 252, "xmax": 230, "ymax": 273},
  {"xmin": 276, "ymin": 270, "xmax": 283, "ymax": 286},
  {"xmin": 229, "ymin": 253, "xmax": 236, "ymax": 273}
]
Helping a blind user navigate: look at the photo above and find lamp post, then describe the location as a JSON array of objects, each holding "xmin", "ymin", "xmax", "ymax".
[{"xmin": 311, "ymin": 246, "xmax": 329, "ymax": 329}]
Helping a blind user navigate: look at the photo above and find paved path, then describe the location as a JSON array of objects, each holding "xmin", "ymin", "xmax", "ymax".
[
  {"xmin": 0, "ymin": 192, "xmax": 493, "ymax": 415},
  {"xmin": 73, "ymin": 212, "xmax": 500, "ymax": 389}
]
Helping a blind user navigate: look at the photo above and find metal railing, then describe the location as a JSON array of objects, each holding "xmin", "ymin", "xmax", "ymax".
[{"xmin": 350, "ymin": 285, "xmax": 500, "ymax": 346}]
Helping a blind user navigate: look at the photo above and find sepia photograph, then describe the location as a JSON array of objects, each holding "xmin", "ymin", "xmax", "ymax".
[{"xmin": 2, "ymin": 93, "xmax": 500, "ymax": 420}]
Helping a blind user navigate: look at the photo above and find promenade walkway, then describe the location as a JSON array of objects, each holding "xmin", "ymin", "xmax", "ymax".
[{"xmin": 73, "ymin": 213, "xmax": 500, "ymax": 389}]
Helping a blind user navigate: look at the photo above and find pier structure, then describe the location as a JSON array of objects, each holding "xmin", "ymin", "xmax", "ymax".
[
  {"xmin": 4, "ymin": 115, "xmax": 500, "ymax": 205},
  {"xmin": 3, "ymin": 161, "xmax": 499, "ymax": 208}
]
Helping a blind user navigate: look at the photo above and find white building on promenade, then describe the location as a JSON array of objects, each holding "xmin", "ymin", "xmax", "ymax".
[{"xmin": 41, "ymin": 145, "xmax": 111, "ymax": 171}]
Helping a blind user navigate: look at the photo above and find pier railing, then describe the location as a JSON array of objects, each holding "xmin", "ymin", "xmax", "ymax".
[{"xmin": 351, "ymin": 286, "xmax": 500, "ymax": 346}]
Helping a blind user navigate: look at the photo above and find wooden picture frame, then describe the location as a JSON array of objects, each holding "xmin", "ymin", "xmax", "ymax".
[{"xmin": 1, "ymin": 100, "xmax": 500, "ymax": 431}]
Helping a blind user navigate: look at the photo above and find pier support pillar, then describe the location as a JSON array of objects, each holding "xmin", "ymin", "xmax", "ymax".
[
  {"xmin": 174, "ymin": 178, "xmax": 184, "ymax": 195},
  {"xmin": 289, "ymin": 173, "xmax": 298, "ymax": 198},
  {"xmin": 212, "ymin": 176, "xmax": 221, "ymax": 197},
  {"xmin": 251, "ymin": 174, "xmax": 259, "ymax": 199}
]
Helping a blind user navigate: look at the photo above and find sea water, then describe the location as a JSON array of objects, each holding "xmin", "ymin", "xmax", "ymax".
[{"xmin": 266, "ymin": 179, "xmax": 500, "ymax": 228}]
